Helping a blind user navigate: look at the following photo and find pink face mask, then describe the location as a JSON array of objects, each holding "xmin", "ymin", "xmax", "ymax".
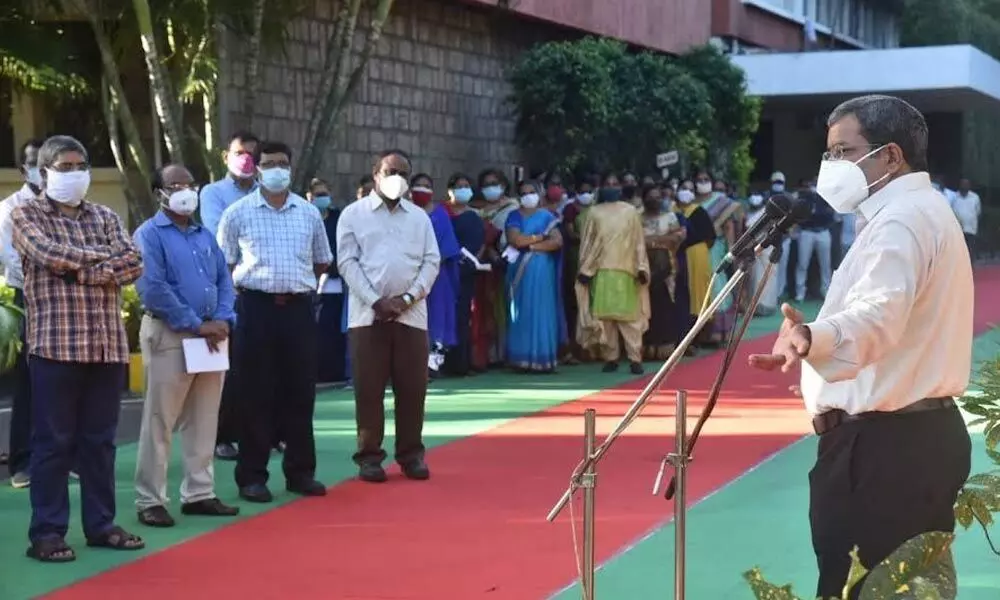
[{"xmin": 227, "ymin": 153, "xmax": 255, "ymax": 179}]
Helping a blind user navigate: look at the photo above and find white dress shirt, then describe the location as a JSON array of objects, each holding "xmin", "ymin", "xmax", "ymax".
[
  {"xmin": 801, "ymin": 172, "xmax": 973, "ymax": 416},
  {"xmin": 217, "ymin": 190, "xmax": 333, "ymax": 294},
  {"xmin": 0, "ymin": 184, "xmax": 38, "ymax": 289},
  {"xmin": 336, "ymin": 192, "xmax": 440, "ymax": 331},
  {"xmin": 950, "ymin": 190, "xmax": 981, "ymax": 236}
]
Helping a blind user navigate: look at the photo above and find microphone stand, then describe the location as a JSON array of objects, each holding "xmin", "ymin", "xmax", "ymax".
[{"xmin": 546, "ymin": 227, "xmax": 787, "ymax": 600}]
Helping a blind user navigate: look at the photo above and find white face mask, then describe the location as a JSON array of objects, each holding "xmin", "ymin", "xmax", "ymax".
[
  {"xmin": 676, "ymin": 189, "xmax": 695, "ymax": 204},
  {"xmin": 748, "ymin": 194, "xmax": 764, "ymax": 208},
  {"xmin": 816, "ymin": 146, "xmax": 889, "ymax": 214},
  {"xmin": 24, "ymin": 167, "xmax": 42, "ymax": 188},
  {"xmin": 164, "ymin": 189, "xmax": 199, "ymax": 216},
  {"xmin": 695, "ymin": 182, "xmax": 713, "ymax": 195},
  {"xmin": 378, "ymin": 174, "xmax": 408, "ymax": 200},
  {"xmin": 520, "ymin": 193, "xmax": 540, "ymax": 209},
  {"xmin": 46, "ymin": 169, "xmax": 90, "ymax": 206},
  {"xmin": 576, "ymin": 192, "xmax": 594, "ymax": 206},
  {"xmin": 771, "ymin": 182, "xmax": 785, "ymax": 193}
]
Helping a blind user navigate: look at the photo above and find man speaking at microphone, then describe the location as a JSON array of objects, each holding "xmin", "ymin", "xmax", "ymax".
[{"xmin": 749, "ymin": 95, "xmax": 973, "ymax": 598}]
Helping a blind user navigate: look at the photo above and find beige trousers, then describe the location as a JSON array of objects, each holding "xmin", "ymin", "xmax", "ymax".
[
  {"xmin": 134, "ymin": 315, "xmax": 224, "ymax": 509},
  {"xmin": 599, "ymin": 319, "xmax": 645, "ymax": 363}
]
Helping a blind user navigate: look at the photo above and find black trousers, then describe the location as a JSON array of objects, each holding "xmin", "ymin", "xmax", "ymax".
[
  {"xmin": 216, "ymin": 302, "xmax": 240, "ymax": 446},
  {"xmin": 233, "ymin": 291, "xmax": 317, "ymax": 488},
  {"xmin": 809, "ymin": 406, "xmax": 971, "ymax": 599},
  {"xmin": 7, "ymin": 288, "xmax": 32, "ymax": 476},
  {"xmin": 445, "ymin": 272, "xmax": 475, "ymax": 376},
  {"xmin": 315, "ymin": 293, "xmax": 347, "ymax": 383}
]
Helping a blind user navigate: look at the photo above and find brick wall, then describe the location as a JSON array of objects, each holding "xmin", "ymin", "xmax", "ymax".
[{"xmin": 218, "ymin": 0, "xmax": 565, "ymax": 201}]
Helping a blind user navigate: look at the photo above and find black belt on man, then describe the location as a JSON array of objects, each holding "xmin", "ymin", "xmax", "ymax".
[
  {"xmin": 236, "ymin": 288, "xmax": 311, "ymax": 306},
  {"xmin": 812, "ymin": 397, "xmax": 955, "ymax": 436},
  {"xmin": 145, "ymin": 311, "xmax": 212, "ymax": 322}
]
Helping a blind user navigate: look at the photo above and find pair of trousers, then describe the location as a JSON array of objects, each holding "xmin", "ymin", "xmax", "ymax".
[
  {"xmin": 134, "ymin": 316, "xmax": 224, "ymax": 509},
  {"xmin": 7, "ymin": 288, "xmax": 32, "ymax": 475},
  {"xmin": 28, "ymin": 356, "xmax": 125, "ymax": 542},
  {"xmin": 215, "ymin": 307, "xmax": 240, "ymax": 446},
  {"xmin": 599, "ymin": 319, "xmax": 643, "ymax": 363},
  {"xmin": 350, "ymin": 321, "xmax": 428, "ymax": 464},
  {"xmin": 445, "ymin": 272, "xmax": 475, "ymax": 375},
  {"xmin": 233, "ymin": 291, "xmax": 317, "ymax": 488},
  {"xmin": 809, "ymin": 406, "xmax": 970, "ymax": 599},
  {"xmin": 795, "ymin": 229, "xmax": 832, "ymax": 300},
  {"xmin": 750, "ymin": 247, "xmax": 780, "ymax": 313},
  {"xmin": 316, "ymin": 293, "xmax": 347, "ymax": 383}
]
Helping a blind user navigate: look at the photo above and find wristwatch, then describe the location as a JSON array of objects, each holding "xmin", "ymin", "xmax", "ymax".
[{"xmin": 402, "ymin": 293, "xmax": 415, "ymax": 306}]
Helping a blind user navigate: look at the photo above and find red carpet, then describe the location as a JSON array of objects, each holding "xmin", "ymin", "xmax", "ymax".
[{"xmin": 49, "ymin": 266, "xmax": 1000, "ymax": 600}]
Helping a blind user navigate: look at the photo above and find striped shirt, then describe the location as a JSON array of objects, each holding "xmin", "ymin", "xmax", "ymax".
[
  {"xmin": 217, "ymin": 190, "xmax": 333, "ymax": 294},
  {"xmin": 13, "ymin": 196, "xmax": 143, "ymax": 364}
]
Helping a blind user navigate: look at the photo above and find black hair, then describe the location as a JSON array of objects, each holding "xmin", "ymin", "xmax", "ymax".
[
  {"xmin": 309, "ymin": 178, "xmax": 329, "ymax": 194},
  {"xmin": 640, "ymin": 183, "xmax": 660, "ymax": 201},
  {"xmin": 410, "ymin": 172, "xmax": 433, "ymax": 187},
  {"xmin": 150, "ymin": 163, "xmax": 190, "ymax": 192},
  {"xmin": 254, "ymin": 140, "xmax": 293, "ymax": 163},
  {"xmin": 358, "ymin": 174, "xmax": 374, "ymax": 187},
  {"xmin": 827, "ymin": 94, "xmax": 929, "ymax": 172},
  {"xmin": 543, "ymin": 172, "xmax": 563, "ymax": 186},
  {"xmin": 447, "ymin": 172, "xmax": 472, "ymax": 189},
  {"xmin": 375, "ymin": 149, "xmax": 412, "ymax": 172},
  {"xmin": 227, "ymin": 130, "xmax": 259, "ymax": 147},
  {"xmin": 19, "ymin": 138, "xmax": 45, "ymax": 165},
  {"xmin": 477, "ymin": 167, "xmax": 508, "ymax": 190},
  {"xmin": 600, "ymin": 171, "xmax": 620, "ymax": 186}
]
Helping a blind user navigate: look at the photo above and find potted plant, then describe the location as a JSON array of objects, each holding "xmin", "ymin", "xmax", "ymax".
[
  {"xmin": 0, "ymin": 279, "xmax": 24, "ymax": 376},
  {"xmin": 120, "ymin": 284, "xmax": 144, "ymax": 394}
]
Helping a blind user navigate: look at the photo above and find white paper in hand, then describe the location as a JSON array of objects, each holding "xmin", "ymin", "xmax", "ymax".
[
  {"xmin": 460, "ymin": 247, "xmax": 492, "ymax": 272},
  {"xmin": 182, "ymin": 338, "xmax": 230, "ymax": 374}
]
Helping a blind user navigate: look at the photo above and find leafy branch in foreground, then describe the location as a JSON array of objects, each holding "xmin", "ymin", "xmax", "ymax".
[{"xmin": 744, "ymin": 531, "xmax": 956, "ymax": 599}]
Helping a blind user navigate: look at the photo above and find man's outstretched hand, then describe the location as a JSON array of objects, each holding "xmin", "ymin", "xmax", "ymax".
[{"xmin": 748, "ymin": 303, "xmax": 812, "ymax": 373}]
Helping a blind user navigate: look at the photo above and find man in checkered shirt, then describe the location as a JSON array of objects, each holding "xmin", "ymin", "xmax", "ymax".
[
  {"xmin": 12, "ymin": 135, "xmax": 145, "ymax": 562},
  {"xmin": 217, "ymin": 140, "xmax": 333, "ymax": 503}
]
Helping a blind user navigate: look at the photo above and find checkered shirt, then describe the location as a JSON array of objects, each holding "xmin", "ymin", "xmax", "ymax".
[
  {"xmin": 12, "ymin": 196, "xmax": 143, "ymax": 364},
  {"xmin": 217, "ymin": 190, "xmax": 333, "ymax": 294}
]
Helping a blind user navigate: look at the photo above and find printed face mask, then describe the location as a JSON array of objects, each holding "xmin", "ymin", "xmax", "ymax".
[
  {"xmin": 228, "ymin": 153, "xmax": 255, "ymax": 179},
  {"xmin": 164, "ymin": 189, "xmax": 199, "ymax": 215}
]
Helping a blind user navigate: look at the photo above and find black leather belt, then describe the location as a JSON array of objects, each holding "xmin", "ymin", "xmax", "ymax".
[
  {"xmin": 236, "ymin": 288, "xmax": 310, "ymax": 306},
  {"xmin": 812, "ymin": 397, "xmax": 955, "ymax": 436}
]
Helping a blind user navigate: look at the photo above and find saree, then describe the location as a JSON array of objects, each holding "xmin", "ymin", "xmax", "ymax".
[
  {"xmin": 679, "ymin": 203, "xmax": 715, "ymax": 317},
  {"xmin": 700, "ymin": 193, "xmax": 745, "ymax": 337},
  {"xmin": 446, "ymin": 208, "xmax": 486, "ymax": 375},
  {"xmin": 642, "ymin": 211, "xmax": 683, "ymax": 349},
  {"xmin": 473, "ymin": 198, "xmax": 518, "ymax": 365},
  {"xmin": 505, "ymin": 209, "xmax": 561, "ymax": 372},
  {"xmin": 427, "ymin": 203, "xmax": 460, "ymax": 349}
]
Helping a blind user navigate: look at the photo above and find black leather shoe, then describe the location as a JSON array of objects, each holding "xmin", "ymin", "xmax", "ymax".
[
  {"xmin": 137, "ymin": 505, "xmax": 175, "ymax": 528},
  {"xmin": 629, "ymin": 361, "xmax": 644, "ymax": 375},
  {"xmin": 401, "ymin": 458, "xmax": 430, "ymax": 481},
  {"xmin": 358, "ymin": 463, "xmax": 388, "ymax": 483},
  {"xmin": 215, "ymin": 443, "xmax": 238, "ymax": 461},
  {"xmin": 238, "ymin": 483, "xmax": 273, "ymax": 503},
  {"xmin": 286, "ymin": 479, "xmax": 327, "ymax": 496},
  {"xmin": 181, "ymin": 498, "xmax": 240, "ymax": 516},
  {"xmin": 602, "ymin": 361, "xmax": 619, "ymax": 373}
]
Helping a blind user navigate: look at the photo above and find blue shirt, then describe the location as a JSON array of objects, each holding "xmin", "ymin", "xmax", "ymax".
[
  {"xmin": 199, "ymin": 176, "xmax": 258, "ymax": 236},
  {"xmin": 134, "ymin": 211, "xmax": 236, "ymax": 333},
  {"xmin": 798, "ymin": 190, "xmax": 836, "ymax": 230}
]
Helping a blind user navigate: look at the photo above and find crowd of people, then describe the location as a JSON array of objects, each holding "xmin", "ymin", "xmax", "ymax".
[{"xmin": 0, "ymin": 123, "xmax": 984, "ymax": 566}]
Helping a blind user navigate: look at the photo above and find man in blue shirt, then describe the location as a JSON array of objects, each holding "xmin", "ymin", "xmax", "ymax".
[
  {"xmin": 133, "ymin": 164, "xmax": 239, "ymax": 527},
  {"xmin": 198, "ymin": 131, "xmax": 258, "ymax": 461}
]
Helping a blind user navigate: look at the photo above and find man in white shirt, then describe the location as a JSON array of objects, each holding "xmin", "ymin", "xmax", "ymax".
[
  {"xmin": 0, "ymin": 138, "xmax": 44, "ymax": 488},
  {"xmin": 336, "ymin": 149, "xmax": 440, "ymax": 484},
  {"xmin": 749, "ymin": 95, "xmax": 973, "ymax": 598},
  {"xmin": 951, "ymin": 178, "xmax": 981, "ymax": 261}
]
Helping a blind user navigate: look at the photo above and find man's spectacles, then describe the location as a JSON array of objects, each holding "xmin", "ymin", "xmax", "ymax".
[{"xmin": 822, "ymin": 143, "xmax": 880, "ymax": 161}]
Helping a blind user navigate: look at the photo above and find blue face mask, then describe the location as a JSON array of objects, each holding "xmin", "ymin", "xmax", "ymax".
[
  {"xmin": 259, "ymin": 167, "xmax": 291, "ymax": 193},
  {"xmin": 313, "ymin": 195, "xmax": 332, "ymax": 210},
  {"xmin": 453, "ymin": 187, "xmax": 474, "ymax": 204},
  {"xmin": 771, "ymin": 182, "xmax": 785, "ymax": 193},
  {"xmin": 599, "ymin": 187, "xmax": 622, "ymax": 203},
  {"xmin": 482, "ymin": 185, "xmax": 503, "ymax": 201}
]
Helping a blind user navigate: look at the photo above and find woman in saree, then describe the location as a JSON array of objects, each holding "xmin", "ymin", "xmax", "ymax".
[
  {"xmin": 561, "ymin": 175, "xmax": 597, "ymax": 361},
  {"xmin": 640, "ymin": 184, "xmax": 687, "ymax": 360},
  {"xmin": 675, "ymin": 180, "xmax": 717, "ymax": 343},
  {"xmin": 505, "ymin": 181, "xmax": 563, "ymax": 373},
  {"xmin": 470, "ymin": 168, "xmax": 519, "ymax": 366},
  {"xmin": 411, "ymin": 173, "xmax": 460, "ymax": 376},
  {"xmin": 443, "ymin": 173, "xmax": 485, "ymax": 376},
  {"xmin": 693, "ymin": 169, "xmax": 745, "ymax": 345}
]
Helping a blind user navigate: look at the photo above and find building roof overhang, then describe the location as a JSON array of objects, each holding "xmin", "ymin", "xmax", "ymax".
[{"xmin": 731, "ymin": 44, "xmax": 1000, "ymax": 113}]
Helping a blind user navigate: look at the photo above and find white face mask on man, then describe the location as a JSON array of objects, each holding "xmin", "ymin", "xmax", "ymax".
[
  {"xmin": 816, "ymin": 145, "xmax": 891, "ymax": 214},
  {"xmin": 46, "ymin": 169, "xmax": 91, "ymax": 207}
]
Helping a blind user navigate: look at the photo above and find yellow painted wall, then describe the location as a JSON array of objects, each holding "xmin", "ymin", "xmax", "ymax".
[{"xmin": 0, "ymin": 168, "xmax": 131, "ymax": 222}]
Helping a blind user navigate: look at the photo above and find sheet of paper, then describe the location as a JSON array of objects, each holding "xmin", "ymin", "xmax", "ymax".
[
  {"xmin": 460, "ymin": 247, "xmax": 492, "ymax": 272},
  {"xmin": 321, "ymin": 276, "xmax": 343, "ymax": 294},
  {"xmin": 182, "ymin": 338, "xmax": 230, "ymax": 374},
  {"xmin": 501, "ymin": 246, "xmax": 520, "ymax": 264}
]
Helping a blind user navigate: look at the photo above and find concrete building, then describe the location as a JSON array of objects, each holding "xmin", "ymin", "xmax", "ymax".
[{"xmin": 2, "ymin": 0, "xmax": 999, "ymax": 208}]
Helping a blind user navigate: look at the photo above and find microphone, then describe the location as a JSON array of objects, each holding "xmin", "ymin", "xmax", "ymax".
[{"xmin": 714, "ymin": 194, "xmax": 808, "ymax": 274}]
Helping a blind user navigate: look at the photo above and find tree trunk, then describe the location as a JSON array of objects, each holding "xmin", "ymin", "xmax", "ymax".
[
  {"xmin": 294, "ymin": 0, "xmax": 394, "ymax": 190},
  {"xmin": 70, "ymin": 0, "xmax": 157, "ymax": 220},
  {"xmin": 131, "ymin": 0, "xmax": 187, "ymax": 164},
  {"xmin": 242, "ymin": 0, "xmax": 267, "ymax": 130}
]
